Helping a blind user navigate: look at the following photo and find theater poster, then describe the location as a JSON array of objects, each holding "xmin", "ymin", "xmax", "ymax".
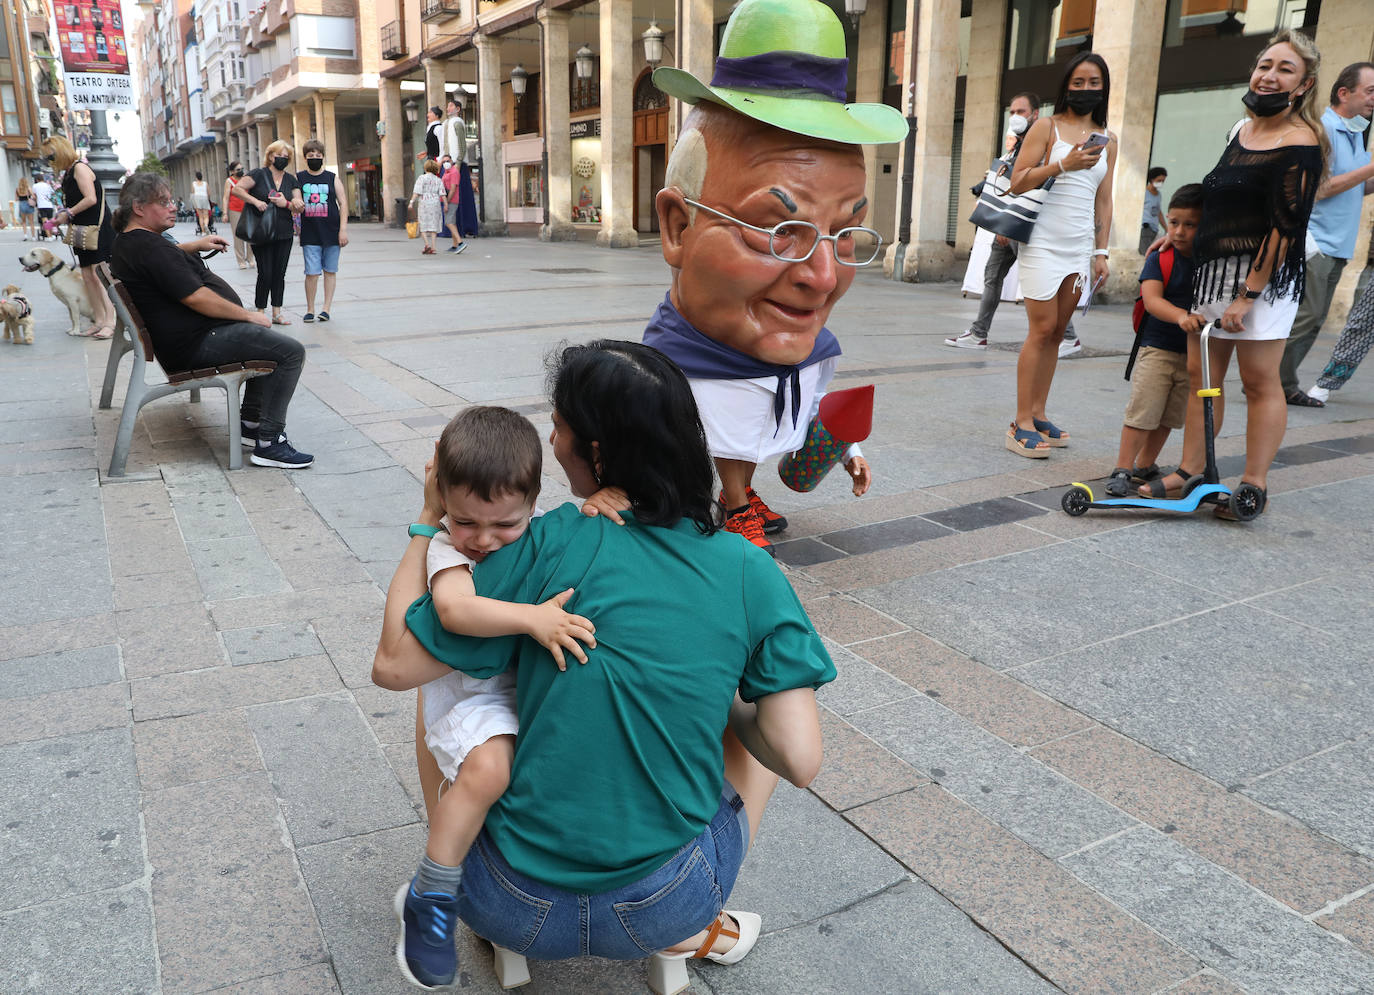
[{"xmin": 57, "ymin": 0, "xmax": 134, "ymax": 110}]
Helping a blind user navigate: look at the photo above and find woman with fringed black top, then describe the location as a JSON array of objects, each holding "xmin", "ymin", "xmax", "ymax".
[{"xmin": 1140, "ymin": 30, "xmax": 1326, "ymax": 519}]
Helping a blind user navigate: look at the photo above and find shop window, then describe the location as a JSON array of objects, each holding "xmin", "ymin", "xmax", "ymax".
[
  {"xmin": 1006, "ymin": 0, "xmax": 1092, "ymax": 71},
  {"xmin": 507, "ymin": 161, "xmax": 542, "ymax": 209},
  {"xmin": 1164, "ymin": 0, "xmax": 1310, "ymax": 47},
  {"xmin": 1150, "ymin": 83, "xmax": 1249, "ymax": 199}
]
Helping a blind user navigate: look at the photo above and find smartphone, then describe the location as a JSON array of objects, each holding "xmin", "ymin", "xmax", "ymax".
[{"xmin": 1083, "ymin": 132, "xmax": 1110, "ymax": 151}]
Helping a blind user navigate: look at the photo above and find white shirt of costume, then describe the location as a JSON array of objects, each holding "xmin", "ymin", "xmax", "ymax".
[
  {"xmin": 439, "ymin": 116, "xmax": 470, "ymax": 165},
  {"xmin": 689, "ymin": 356, "xmax": 863, "ymax": 465},
  {"xmin": 421, "ymin": 515, "xmax": 519, "ymax": 783}
]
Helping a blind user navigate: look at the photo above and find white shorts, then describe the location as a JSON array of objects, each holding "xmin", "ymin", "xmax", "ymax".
[
  {"xmin": 1196, "ymin": 258, "xmax": 1300, "ymax": 342},
  {"xmin": 421, "ymin": 669, "xmax": 519, "ymax": 783}
]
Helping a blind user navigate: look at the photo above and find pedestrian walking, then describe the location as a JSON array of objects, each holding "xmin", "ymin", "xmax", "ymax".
[
  {"xmin": 32, "ymin": 175, "xmax": 56, "ymax": 236},
  {"xmin": 1139, "ymin": 166, "xmax": 1168, "ymax": 254},
  {"xmin": 191, "ymin": 171, "xmax": 211, "ymax": 234},
  {"xmin": 1283, "ymin": 61, "xmax": 1374, "ymax": 404},
  {"xmin": 234, "ymin": 140, "xmax": 304, "ymax": 325},
  {"xmin": 1142, "ymin": 30, "xmax": 1325, "ymax": 519},
  {"xmin": 947, "ymin": 91, "xmax": 1081, "ymax": 356},
  {"xmin": 410, "ymin": 160, "xmax": 444, "ymax": 256},
  {"xmin": 223, "ymin": 162, "xmax": 255, "ymax": 270},
  {"xmin": 16, "ymin": 175, "xmax": 37, "ymax": 241},
  {"xmin": 439, "ymin": 95, "xmax": 480, "ymax": 237},
  {"xmin": 44, "ymin": 135, "xmax": 117, "ymax": 339},
  {"xmin": 440, "ymin": 156, "xmax": 467, "ymax": 254},
  {"xmin": 297, "ymin": 139, "xmax": 349, "ymax": 322},
  {"xmin": 1306, "ymin": 257, "xmax": 1374, "ymax": 398},
  {"xmin": 1005, "ymin": 52, "xmax": 1116, "ymax": 457}
]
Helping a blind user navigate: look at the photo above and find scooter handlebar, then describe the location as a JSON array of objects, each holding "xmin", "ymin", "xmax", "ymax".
[{"xmin": 1197, "ymin": 322, "xmax": 1221, "ymax": 398}]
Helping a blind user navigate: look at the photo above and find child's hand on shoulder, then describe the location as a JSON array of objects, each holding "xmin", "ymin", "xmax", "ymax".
[
  {"xmin": 529, "ymin": 588, "xmax": 596, "ymax": 671},
  {"xmin": 580, "ymin": 486, "xmax": 631, "ymax": 525},
  {"xmin": 1178, "ymin": 313, "xmax": 1205, "ymax": 334},
  {"xmin": 421, "ymin": 444, "xmax": 447, "ymax": 524}
]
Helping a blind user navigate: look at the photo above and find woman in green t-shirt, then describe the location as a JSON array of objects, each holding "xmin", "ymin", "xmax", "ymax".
[{"xmin": 374, "ymin": 340, "xmax": 835, "ymax": 988}]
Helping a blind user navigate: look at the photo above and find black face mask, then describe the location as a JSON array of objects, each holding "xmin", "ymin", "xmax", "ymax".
[
  {"xmin": 306, "ymin": 158, "xmax": 324, "ymax": 170},
  {"xmin": 1242, "ymin": 88, "xmax": 1294, "ymax": 117},
  {"xmin": 272, "ymin": 156, "xmax": 289, "ymax": 170},
  {"xmin": 1064, "ymin": 89, "xmax": 1103, "ymax": 115}
]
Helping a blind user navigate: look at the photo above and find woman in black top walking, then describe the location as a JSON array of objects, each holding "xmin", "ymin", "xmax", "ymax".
[
  {"xmin": 1142, "ymin": 30, "xmax": 1325, "ymax": 517},
  {"xmin": 234, "ymin": 139, "xmax": 304, "ymax": 325},
  {"xmin": 44, "ymin": 135, "xmax": 117, "ymax": 338}
]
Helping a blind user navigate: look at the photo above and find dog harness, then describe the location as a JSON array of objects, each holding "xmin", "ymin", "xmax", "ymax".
[{"xmin": 4, "ymin": 295, "xmax": 31, "ymax": 319}]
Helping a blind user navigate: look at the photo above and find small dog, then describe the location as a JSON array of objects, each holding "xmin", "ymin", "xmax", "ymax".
[
  {"xmin": 18, "ymin": 247, "xmax": 96, "ymax": 336},
  {"xmin": 0, "ymin": 285, "xmax": 34, "ymax": 345}
]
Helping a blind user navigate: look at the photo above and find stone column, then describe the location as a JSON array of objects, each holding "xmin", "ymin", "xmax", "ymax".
[
  {"xmin": 424, "ymin": 57, "xmax": 447, "ymax": 116},
  {"xmin": 254, "ymin": 118, "xmax": 273, "ymax": 166},
  {"xmin": 888, "ymin": 0, "xmax": 958, "ymax": 281},
  {"xmin": 475, "ymin": 32, "xmax": 508, "ymax": 235},
  {"xmin": 1094, "ymin": 1, "xmax": 1166, "ymax": 300},
  {"xmin": 292, "ymin": 100, "xmax": 313, "ymax": 170},
  {"xmin": 954, "ymin": 0, "xmax": 1009, "ymax": 257},
  {"xmin": 275, "ymin": 107, "xmax": 292, "ymax": 154},
  {"xmin": 380, "ymin": 77, "xmax": 405, "ymax": 224},
  {"xmin": 853, "ymin": 8, "xmax": 892, "ymax": 243},
  {"xmin": 675, "ymin": 0, "xmax": 713, "ymax": 145},
  {"xmin": 539, "ymin": 7, "xmax": 576, "ymax": 241},
  {"xmin": 313, "ymin": 91, "xmax": 341, "ymax": 173},
  {"xmin": 1318, "ymin": 0, "xmax": 1374, "ymax": 323},
  {"xmin": 597, "ymin": 0, "xmax": 635, "ymax": 248}
]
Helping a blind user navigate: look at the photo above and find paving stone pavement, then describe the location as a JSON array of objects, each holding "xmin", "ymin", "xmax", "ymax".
[{"xmin": 2, "ymin": 224, "xmax": 1373, "ymax": 994}]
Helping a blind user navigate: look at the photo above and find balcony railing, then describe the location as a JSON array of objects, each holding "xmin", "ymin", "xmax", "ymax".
[
  {"xmin": 421, "ymin": 0, "xmax": 461, "ymax": 22},
  {"xmin": 380, "ymin": 19, "xmax": 406, "ymax": 60}
]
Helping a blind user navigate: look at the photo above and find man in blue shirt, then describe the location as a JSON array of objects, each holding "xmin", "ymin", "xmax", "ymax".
[{"xmin": 1281, "ymin": 62, "xmax": 1374, "ymax": 406}]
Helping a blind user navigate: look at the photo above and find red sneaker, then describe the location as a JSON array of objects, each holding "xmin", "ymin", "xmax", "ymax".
[
  {"xmin": 723, "ymin": 505, "xmax": 775, "ymax": 556},
  {"xmin": 745, "ymin": 488, "xmax": 789, "ymax": 535}
]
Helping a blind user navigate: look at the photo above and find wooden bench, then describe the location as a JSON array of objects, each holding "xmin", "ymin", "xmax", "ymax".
[{"xmin": 94, "ymin": 262, "xmax": 276, "ymax": 478}]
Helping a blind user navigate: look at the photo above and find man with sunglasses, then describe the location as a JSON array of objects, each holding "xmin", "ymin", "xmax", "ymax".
[{"xmin": 643, "ymin": 4, "xmax": 906, "ymax": 554}]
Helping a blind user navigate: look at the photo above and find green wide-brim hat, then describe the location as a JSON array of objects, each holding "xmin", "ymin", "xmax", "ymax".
[{"xmin": 652, "ymin": 0, "xmax": 908, "ymax": 146}]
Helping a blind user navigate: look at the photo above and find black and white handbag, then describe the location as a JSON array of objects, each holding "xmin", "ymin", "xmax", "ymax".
[{"xmin": 968, "ymin": 153, "xmax": 1055, "ymax": 245}]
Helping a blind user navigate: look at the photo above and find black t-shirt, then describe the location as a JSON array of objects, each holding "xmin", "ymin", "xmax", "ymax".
[
  {"xmin": 298, "ymin": 169, "xmax": 340, "ymax": 246},
  {"xmin": 1137, "ymin": 247, "xmax": 1196, "ymax": 353},
  {"xmin": 110, "ymin": 228, "xmax": 243, "ymax": 372},
  {"xmin": 247, "ymin": 167, "xmax": 299, "ymax": 240}
]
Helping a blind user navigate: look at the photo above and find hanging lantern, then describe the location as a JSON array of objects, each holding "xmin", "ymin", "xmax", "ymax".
[
  {"xmin": 575, "ymin": 44, "xmax": 594, "ymax": 80},
  {"xmin": 403, "ymin": 98, "xmax": 419, "ymax": 124},
  {"xmin": 510, "ymin": 63, "xmax": 528, "ymax": 101},
  {"xmin": 843, "ymin": 0, "xmax": 866, "ymax": 29},
  {"xmin": 642, "ymin": 21, "xmax": 664, "ymax": 67}
]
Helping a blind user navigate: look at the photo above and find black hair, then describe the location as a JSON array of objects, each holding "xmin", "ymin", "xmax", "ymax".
[
  {"xmin": 1147, "ymin": 166, "xmax": 1168, "ymax": 183},
  {"xmin": 429, "ymin": 105, "xmax": 443, "ymax": 118},
  {"xmin": 1167, "ymin": 183, "xmax": 1204, "ymax": 212},
  {"xmin": 1010, "ymin": 90, "xmax": 1041, "ymax": 111},
  {"xmin": 195, "ymin": 171, "xmax": 203, "ymax": 180},
  {"xmin": 1331, "ymin": 62, "xmax": 1374, "ymax": 106},
  {"xmin": 548, "ymin": 340, "xmax": 720, "ymax": 534},
  {"xmin": 435, "ymin": 406, "xmax": 542, "ymax": 503},
  {"xmin": 1054, "ymin": 51, "xmax": 1111, "ymax": 127},
  {"xmin": 227, "ymin": 160, "xmax": 241, "ymax": 176}
]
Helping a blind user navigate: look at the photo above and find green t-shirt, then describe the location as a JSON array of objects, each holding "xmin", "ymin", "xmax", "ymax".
[{"xmin": 405, "ymin": 503, "xmax": 835, "ymax": 893}]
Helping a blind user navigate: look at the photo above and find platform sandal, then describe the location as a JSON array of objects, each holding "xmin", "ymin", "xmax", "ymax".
[
  {"xmin": 1005, "ymin": 423, "xmax": 1050, "ymax": 458},
  {"xmin": 1032, "ymin": 417, "xmax": 1069, "ymax": 447},
  {"xmin": 648, "ymin": 911, "xmax": 762, "ymax": 995}
]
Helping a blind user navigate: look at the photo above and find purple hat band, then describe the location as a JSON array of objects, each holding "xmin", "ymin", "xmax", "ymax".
[{"xmin": 710, "ymin": 51, "xmax": 849, "ymax": 104}]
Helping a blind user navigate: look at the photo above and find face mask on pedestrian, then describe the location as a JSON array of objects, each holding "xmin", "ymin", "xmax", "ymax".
[
  {"xmin": 306, "ymin": 157, "xmax": 324, "ymax": 170},
  {"xmin": 1006, "ymin": 114, "xmax": 1029, "ymax": 136},
  {"xmin": 1345, "ymin": 113, "xmax": 1371, "ymax": 133},
  {"xmin": 1064, "ymin": 89, "xmax": 1103, "ymax": 115},
  {"xmin": 1242, "ymin": 88, "xmax": 1297, "ymax": 117},
  {"xmin": 272, "ymin": 155, "xmax": 289, "ymax": 170}
]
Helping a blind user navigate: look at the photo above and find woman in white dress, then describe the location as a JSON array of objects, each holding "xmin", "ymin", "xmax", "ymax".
[
  {"xmin": 190, "ymin": 171, "xmax": 212, "ymax": 235},
  {"xmin": 1005, "ymin": 53, "xmax": 1117, "ymax": 456}
]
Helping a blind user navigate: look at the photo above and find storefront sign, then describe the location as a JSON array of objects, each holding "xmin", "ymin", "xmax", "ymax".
[
  {"xmin": 570, "ymin": 119, "xmax": 601, "ymax": 140},
  {"xmin": 348, "ymin": 158, "xmax": 376, "ymax": 171},
  {"xmin": 57, "ymin": 1, "xmax": 132, "ymax": 110}
]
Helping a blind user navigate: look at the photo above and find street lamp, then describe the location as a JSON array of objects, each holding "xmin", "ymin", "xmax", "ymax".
[
  {"xmin": 404, "ymin": 98, "xmax": 418, "ymax": 124},
  {"xmin": 510, "ymin": 63, "xmax": 528, "ymax": 101},
  {"xmin": 575, "ymin": 44, "xmax": 594, "ymax": 80},
  {"xmin": 843, "ymin": 0, "xmax": 866, "ymax": 29},
  {"xmin": 642, "ymin": 22, "xmax": 664, "ymax": 67}
]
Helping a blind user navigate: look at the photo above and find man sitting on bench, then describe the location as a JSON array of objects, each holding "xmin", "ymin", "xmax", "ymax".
[{"xmin": 110, "ymin": 171, "xmax": 313, "ymax": 468}]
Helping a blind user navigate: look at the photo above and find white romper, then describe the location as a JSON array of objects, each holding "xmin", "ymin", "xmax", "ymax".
[
  {"xmin": 420, "ymin": 518, "xmax": 520, "ymax": 783},
  {"xmin": 1016, "ymin": 123, "xmax": 1108, "ymax": 302}
]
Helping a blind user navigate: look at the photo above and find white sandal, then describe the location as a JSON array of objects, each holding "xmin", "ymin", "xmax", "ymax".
[{"xmin": 648, "ymin": 911, "xmax": 762, "ymax": 995}]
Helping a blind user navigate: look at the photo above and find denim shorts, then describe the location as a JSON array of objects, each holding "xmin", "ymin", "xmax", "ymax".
[
  {"xmin": 458, "ymin": 783, "xmax": 750, "ymax": 960},
  {"xmin": 301, "ymin": 243, "xmax": 340, "ymax": 275}
]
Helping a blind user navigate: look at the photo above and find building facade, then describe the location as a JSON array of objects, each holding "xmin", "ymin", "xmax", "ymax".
[{"xmin": 1, "ymin": 0, "xmax": 75, "ymax": 215}]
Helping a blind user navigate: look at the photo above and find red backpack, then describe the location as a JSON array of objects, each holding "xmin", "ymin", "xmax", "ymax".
[{"xmin": 1126, "ymin": 245, "xmax": 1175, "ymax": 381}]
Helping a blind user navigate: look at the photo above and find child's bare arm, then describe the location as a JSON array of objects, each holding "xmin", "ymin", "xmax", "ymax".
[
  {"xmin": 432, "ymin": 567, "xmax": 596, "ymax": 671},
  {"xmin": 580, "ymin": 486, "xmax": 631, "ymax": 525},
  {"xmin": 1140, "ymin": 279, "xmax": 1202, "ymax": 330}
]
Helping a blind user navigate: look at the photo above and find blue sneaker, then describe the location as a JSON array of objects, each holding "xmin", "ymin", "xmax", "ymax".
[
  {"xmin": 250, "ymin": 436, "xmax": 314, "ymax": 468},
  {"xmin": 239, "ymin": 421, "xmax": 258, "ymax": 450},
  {"xmin": 394, "ymin": 881, "xmax": 459, "ymax": 989}
]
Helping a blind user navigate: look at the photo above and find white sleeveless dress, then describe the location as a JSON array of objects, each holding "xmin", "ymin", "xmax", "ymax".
[{"xmin": 1018, "ymin": 124, "xmax": 1108, "ymax": 301}]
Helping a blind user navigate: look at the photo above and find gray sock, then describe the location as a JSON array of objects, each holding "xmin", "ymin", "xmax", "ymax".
[{"xmin": 414, "ymin": 854, "xmax": 463, "ymax": 897}]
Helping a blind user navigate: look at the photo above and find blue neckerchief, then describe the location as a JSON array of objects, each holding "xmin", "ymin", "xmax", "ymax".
[{"xmin": 642, "ymin": 293, "xmax": 841, "ymax": 432}]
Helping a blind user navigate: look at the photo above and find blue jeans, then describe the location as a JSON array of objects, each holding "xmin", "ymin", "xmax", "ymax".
[
  {"xmin": 182, "ymin": 321, "xmax": 305, "ymax": 440},
  {"xmin": 458, "ymin": 784, "xmax": 749, "ymax": 960}
]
